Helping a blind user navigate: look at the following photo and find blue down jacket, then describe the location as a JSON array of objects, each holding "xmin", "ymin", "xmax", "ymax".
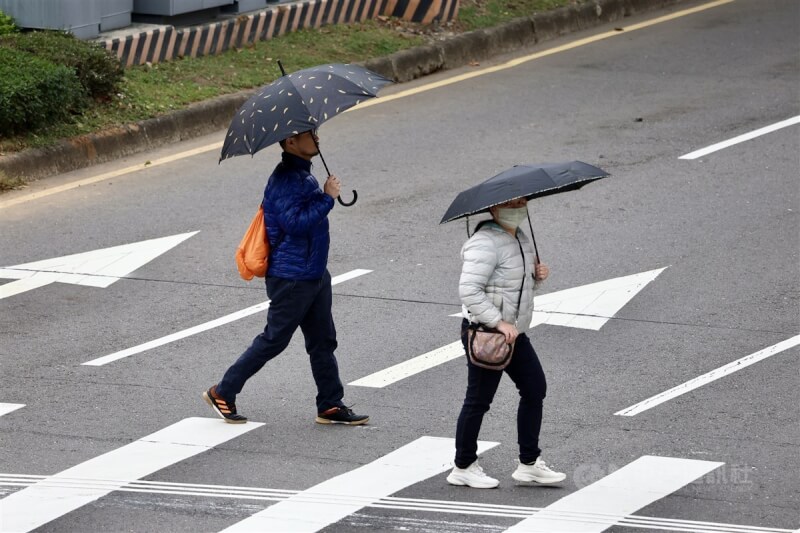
[{"xmin": 262, "ymin": 152, "xmax": 334, "ymax": 280}]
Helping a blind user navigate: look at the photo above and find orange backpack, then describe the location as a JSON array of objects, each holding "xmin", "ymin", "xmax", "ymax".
[{"xmin": 235, "ymin": 206, "xmax": 269, "ymax": 280}]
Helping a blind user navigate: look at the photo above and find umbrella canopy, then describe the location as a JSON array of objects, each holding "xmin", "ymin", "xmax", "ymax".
[
  {"xmin": 440, "ymin": 161, "xmax": 609, "ymax": 224},
  {"xmin": 220, "ymin": 63, "xmax": 392, "ymax": 162}
]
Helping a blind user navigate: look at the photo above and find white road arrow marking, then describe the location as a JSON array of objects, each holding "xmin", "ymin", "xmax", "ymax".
[
  {"xmin": 0, "ymin": 417, "xmax": 263, "ymax": 533},
  {"xmin": 0, "ymin": 232, "xmax": 198, "ymax": 300},
  {"xmin": 82, "ymin": 269, "xmax": 372, "ymax": 366},
  {"xmin": 219, "ymin": 436, "xmax": 499, "ymax": 533},
  {"xmin": 504, "ymin": 456, "xmax": 723, "ymax": 532},
  {"xmin": 351, "ymin": 268, "xmax": 666, "ymax": 388},
  {"xmin": 527, "ymin": 267, "xmax": 667, "ymax": 330},
  {"xmin": 0, "ymin": 403, "xmax": 24, "ymax": 417}
]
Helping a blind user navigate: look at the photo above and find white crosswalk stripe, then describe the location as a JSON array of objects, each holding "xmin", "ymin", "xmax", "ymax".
[
  {"xmin": 504, "ymin": 456, "xmax": 723, "ymax": 532},
  {"xmin": 218, "ymin": 436, "xmax": 499, "ymax": 532},
  {"xmin": 0, "ymin": 418, "xmax": 262, "ymax": 533}
]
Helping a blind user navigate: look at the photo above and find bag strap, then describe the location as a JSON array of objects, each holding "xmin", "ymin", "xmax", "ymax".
[
  {"xmin": 261, "ymin": 201, "xmax": 286, "ymax": 254},
  {"xmin": 511, "ymin": 234, "xmax": 525, "ymax": 327}
]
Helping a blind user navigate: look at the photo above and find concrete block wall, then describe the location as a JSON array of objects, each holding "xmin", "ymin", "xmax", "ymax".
[{"xmin": 99, "ymin": 0, "xmax": 459, "ymax": 67}]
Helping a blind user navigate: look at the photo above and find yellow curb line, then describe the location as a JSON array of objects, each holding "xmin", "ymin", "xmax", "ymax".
[
  {"xmin": 0, "ymin": 0, "xmax": 734, "ymax": 211},
  {"xmin": 0, "ymin": 143, "xmax": 223, "ymax": 210},
  {"xmin": 357, "ymin": 0, "xmax": 735, "ymax": 109}
]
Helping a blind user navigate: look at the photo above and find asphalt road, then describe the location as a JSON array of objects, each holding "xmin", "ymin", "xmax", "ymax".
[{"xmin": 1, "ymin": 1, "xmax": 798, "ymax": 532}]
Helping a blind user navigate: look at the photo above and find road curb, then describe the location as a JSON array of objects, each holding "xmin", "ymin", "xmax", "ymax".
[{"xmin": 0, "ymin": 0, "xmax": 687, "ymax": 183}]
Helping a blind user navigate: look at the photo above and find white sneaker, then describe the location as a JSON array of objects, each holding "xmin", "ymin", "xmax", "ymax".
[
  {"xmin": 512, "ymin": 457, "xmax": 566, "ymax": 485},
  {"xmin": 447, "ymin": 461, "xmax": 500, "ymax": 489}
]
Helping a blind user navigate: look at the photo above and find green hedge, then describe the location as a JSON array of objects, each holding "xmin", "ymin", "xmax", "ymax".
[
  {"xmin": 1, "ymin": 31, "xmax": 122, "ymax": 100},
  {"xmin": 0, "ymin": 10, "xmax": 17, "ymax": 35},
  {"xmin": 0, "ymin": 47, "xmax": 86, "ymax": 135}
]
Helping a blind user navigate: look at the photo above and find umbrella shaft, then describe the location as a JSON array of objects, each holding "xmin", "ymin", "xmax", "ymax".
[
  {"xmin": 527, "ymin": 213, "xmax": 541, "ymax": 263},
  {"xmin": 312, "ymin": 137, "xmax": 331, "ymax": 177}
]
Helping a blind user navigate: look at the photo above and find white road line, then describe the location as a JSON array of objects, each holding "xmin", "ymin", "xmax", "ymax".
[
  {"xmin": 83, "ymin": 300, "xmax": 272, "ymax": 366},
  {"xmin": 504, "ymin": 456, "xmax": 723, "ymax": 532},
  {"xmin": 679, "ymin": 115, "xmax": 800, "ymax": 160},
  {"xmin": 349, "ymin": 341, "xmax": 463, "ymax": 388},
  {"xmin": 0, "ymin": 417, "xmax": 263, "ymax": 533},
  {"xmin": 82, "ymin": 269, "xmax": 372, "ymax": 366},
  {"xmin": 0, "ymin": 277, "xmax": 56, "ymax": 299},
  {"xmin": 0, "ymin": 403, "xmax": 24, "ymax": 417},
  {"xmin": 353, "ymin": 269, "xmax": 666, "ymax": 388},
  {"xmin": 616, "ymin": 335, "xmax": 800, "ymax": 416},
  {"xmin": 218, "ymin": 436, "xmax": 499, "ymax": 532}
]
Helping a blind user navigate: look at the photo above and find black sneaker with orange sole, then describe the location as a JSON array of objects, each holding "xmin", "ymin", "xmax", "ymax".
[
  {"xmin": 203, "ymin": 385, "xmax": 247, "ymax": 424},
  {"xmin": 315, "ymin": 406, "xmax": 369, "ymax": 425}
]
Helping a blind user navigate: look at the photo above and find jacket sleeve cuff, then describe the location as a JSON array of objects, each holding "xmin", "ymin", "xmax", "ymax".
[{"xmin": 485, "ymin": 314, "xmax": 502, "ymax": 328}]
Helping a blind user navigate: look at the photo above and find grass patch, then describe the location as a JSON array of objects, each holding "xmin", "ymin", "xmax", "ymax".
[
  {"xmin": 458, "ymin": 0, "xmax": 576, "ymax": 31},
  {"xmin": 0, "ymin": 21, "xmax": 423, "ymax": 153},
  {"xmin": 0, "ymin": 0, "xmax": 576, "ymax": 155}
]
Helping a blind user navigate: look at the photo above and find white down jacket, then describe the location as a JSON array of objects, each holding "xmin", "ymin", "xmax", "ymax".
[{"xmin": 459, "ymin": 222, "xmax": 537, "ymax": 329}]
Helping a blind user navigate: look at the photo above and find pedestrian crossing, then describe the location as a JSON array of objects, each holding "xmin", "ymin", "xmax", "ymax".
[
  {"xmin": 0, "ymin": 422, "xmax": 793, "ymax": 533},
  {"xmin": 0, "ymin": 473, "xmax": 794, "ymax": 533},
  {"xmin": 2, "ymin": 265, "xmax": 798, "ymax": 533}
]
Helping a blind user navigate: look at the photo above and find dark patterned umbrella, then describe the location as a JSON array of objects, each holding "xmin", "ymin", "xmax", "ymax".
[
  {"xmin": 441, "ymin": 161, "xmax": 609, "ymax": 260},
  {"xmin": 220, "ymin": 63, "xmax": 391, "ymax": 205}
]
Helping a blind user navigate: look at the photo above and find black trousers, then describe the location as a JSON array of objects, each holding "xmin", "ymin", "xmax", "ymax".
[
  {"xmin": 454, "ymin": 319, "xmax": 547, "ymax": 468},
  {"xmin": 217, "ymin": 270, "xmax": 345, "ymax": 412}
]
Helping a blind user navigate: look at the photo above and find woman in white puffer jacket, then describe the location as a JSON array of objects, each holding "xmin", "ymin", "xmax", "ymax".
[{"xmin": 446, "ymin": 197, "xmax": 566, "ymax": 489}]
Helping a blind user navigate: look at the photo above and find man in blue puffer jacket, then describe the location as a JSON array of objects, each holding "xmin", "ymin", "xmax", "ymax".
[{"xmin": 204, "ymin": 129, "xmax": 369, "ymax": 426}]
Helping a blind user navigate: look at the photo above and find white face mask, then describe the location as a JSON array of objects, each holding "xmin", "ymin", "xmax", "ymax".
[{"xmin": 495, "ymin": 206, "xmax": 528, "ymax": 229}]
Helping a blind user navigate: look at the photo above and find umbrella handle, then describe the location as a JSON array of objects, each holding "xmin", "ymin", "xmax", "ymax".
[
  {"xmin": 337, "ymin": 190, "xmax": 358, "ymax": 206},
  {"xmin": 311, "ymin": 134, "xmax": 358, "ymax": 207}
]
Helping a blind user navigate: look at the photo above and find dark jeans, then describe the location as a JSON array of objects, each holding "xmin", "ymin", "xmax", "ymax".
[
  {"xmin": 216, "ymin": 269, "xmax": 345, "ymax": 412},
  {"xmin": 454, "ymin": 319, "xmax": 547, "ymax": 468}
]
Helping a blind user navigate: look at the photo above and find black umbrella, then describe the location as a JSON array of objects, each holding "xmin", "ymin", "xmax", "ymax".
[
  {"xmin": 440, "ymin": 161, "xmax": 609, "ymax": 261},
  {"xmin": 220, "ymin": 61, "xmax": 392, "ymax": 206}
]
